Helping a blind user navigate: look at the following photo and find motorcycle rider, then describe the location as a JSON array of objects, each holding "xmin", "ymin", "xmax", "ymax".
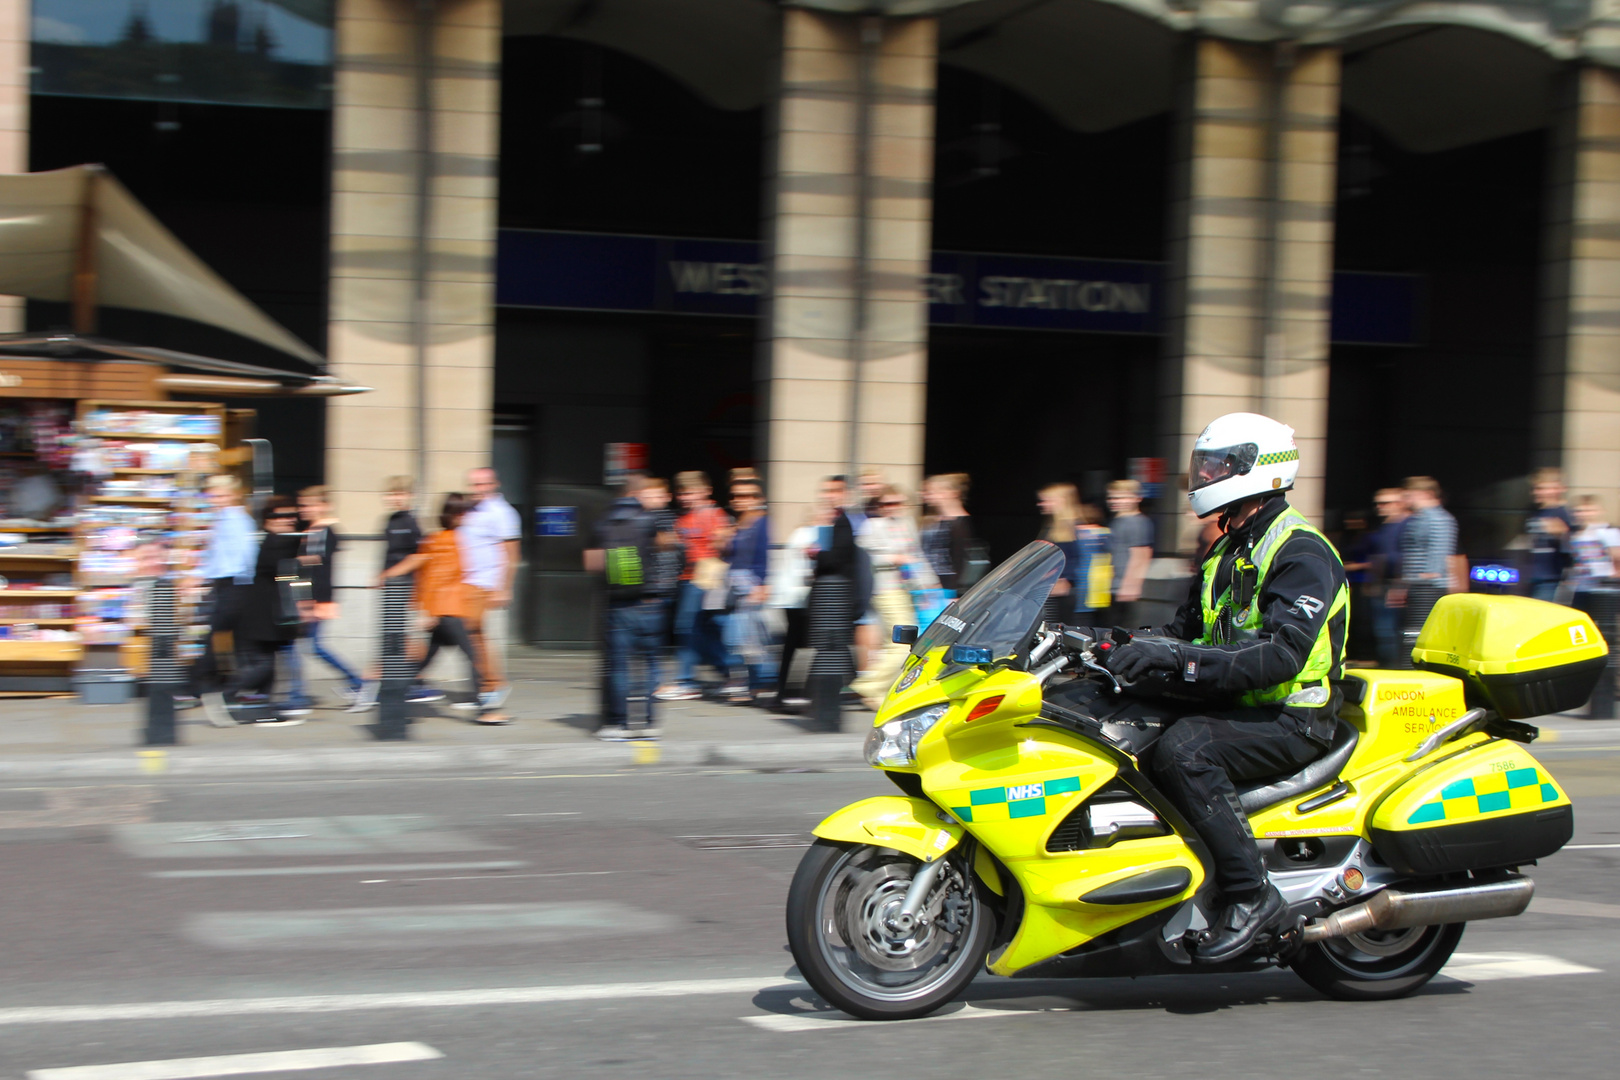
[{"xmin": 1097, "ymin": 413, "xmax": 1349, "ymax": 964}]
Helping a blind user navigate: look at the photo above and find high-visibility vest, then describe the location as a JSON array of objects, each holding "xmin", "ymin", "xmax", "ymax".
[{"xmin": 1195, "ymin": 504, "xmax": 1348, "ymax": 709}]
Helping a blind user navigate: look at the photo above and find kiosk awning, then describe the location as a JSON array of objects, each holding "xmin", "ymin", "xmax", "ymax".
[{"xmin": 0, "ymin": 165, "xmax": 326, "ymax": 370}]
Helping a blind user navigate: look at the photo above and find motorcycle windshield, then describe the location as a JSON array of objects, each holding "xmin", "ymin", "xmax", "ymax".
[{"xmin": 912, "ymin": 541, "xmax": 1065, "ymax": 662}]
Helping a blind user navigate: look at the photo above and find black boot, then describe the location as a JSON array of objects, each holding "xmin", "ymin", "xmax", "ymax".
[{"xmin": 1194, "ymin": 884, "xmax": 1286, "ymax": 964}]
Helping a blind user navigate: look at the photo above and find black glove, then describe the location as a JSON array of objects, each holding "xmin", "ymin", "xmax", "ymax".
[{"xmin": 1104, "ymin": 637, "xmax": 1182, "ymax": 682}]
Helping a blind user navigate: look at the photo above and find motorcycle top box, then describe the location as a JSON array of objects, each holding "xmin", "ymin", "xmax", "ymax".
[{"xmin": 1411, "ymin": 593, "xmax": 1609, "ymax": 718}]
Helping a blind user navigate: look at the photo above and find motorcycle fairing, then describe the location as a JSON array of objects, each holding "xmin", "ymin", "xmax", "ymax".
[
  {"xmin": 812, "ymin": 796, "xmax": 965, "ymax": 863},
  {"xmin": 913, "ymin": 715, "xmax": 1205, "ymax": 976}
]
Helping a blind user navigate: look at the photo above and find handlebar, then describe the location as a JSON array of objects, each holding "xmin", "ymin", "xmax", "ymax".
[{"xmin": 1033, "ymin": 624, "xmax": 1127, "ymax": 694}]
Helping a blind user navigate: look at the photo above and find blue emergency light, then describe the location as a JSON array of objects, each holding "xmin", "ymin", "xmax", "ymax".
[
  {"xmin": 951, "ymin": 645, "xmax": 994, "ymax": 665},
  {"xmin": 1471, "ymin": 565, "xmax": 1519, "ymax": 585}
]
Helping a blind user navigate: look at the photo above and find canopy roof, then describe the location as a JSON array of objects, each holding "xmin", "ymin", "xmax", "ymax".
[{"xmin": 0, "ymin": 165, "xmax": 325, "ymax": 370}]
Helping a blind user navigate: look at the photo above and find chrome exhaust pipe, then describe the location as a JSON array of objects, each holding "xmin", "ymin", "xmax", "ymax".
[{"xmin": 1301, "ymin": 875, "xmax": 1534, "ymax": 943}]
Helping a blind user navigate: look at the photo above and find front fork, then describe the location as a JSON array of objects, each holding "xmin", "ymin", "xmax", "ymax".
[{"xmin": 889, "ymin": 855, "xmax": 951, "ymax": 935}]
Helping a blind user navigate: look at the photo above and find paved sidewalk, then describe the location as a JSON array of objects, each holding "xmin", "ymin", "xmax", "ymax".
[
  {"xmin": 0, "ymin": 649, "xmax": 871, "ymax": 778},
  {"xmin": 1, "ymin": 647, "xmax": 1612, "ymax": 780}
]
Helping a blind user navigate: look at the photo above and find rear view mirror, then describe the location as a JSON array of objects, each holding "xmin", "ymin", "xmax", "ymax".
[{"xmin": 892, "ymin": 624, "xmax": 919, "ymax": 645}]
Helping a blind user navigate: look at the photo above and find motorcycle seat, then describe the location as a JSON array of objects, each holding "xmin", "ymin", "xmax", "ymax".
[{"xmin": 1236, "ymin": 718, "xmax": 1359, "ymax": 815}]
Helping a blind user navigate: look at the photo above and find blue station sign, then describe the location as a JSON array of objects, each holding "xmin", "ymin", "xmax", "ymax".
[{"xmin": 496, "ymin": 229, "xmax": 1417, "ymax": 345}]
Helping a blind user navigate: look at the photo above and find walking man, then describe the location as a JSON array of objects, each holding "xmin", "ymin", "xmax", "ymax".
[
  {"xmin": 183, "ymin": 475, "xmax": 258, "ymax": 708},
  {"xmin": 1107, "ymin": 479, "xmax": 1155, "ymax": 627},
  {"xmin": 1527, "ymin": 468, "xmax": 1573, "ymax": 602},
  {"xmin": 586, "ymin": 473, "xmax": 664, "ymax": 739},
  {"xmin": 1390, "ymin": 476, "xmax": 1457, "ymax": 664},
  {"xmin": 461, "ymin": 467, "xmax": 522, "ymax": 709}
]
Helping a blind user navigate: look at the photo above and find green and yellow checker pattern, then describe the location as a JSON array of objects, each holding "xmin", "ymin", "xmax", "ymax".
[
  {"xmin": 1255, "ymin": 449, "xmax": 1299, "ymax": 467},
  {"xmin": 952, "ymin": 775, "xmax": 1081, "ymax": 822},
  {"xmin": 1407, "ymin": 768, "xmax": 1561, "ymax": 825}
]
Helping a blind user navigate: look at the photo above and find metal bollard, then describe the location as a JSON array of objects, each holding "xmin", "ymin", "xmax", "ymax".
[
  {"xmin": 1400, "ymin": 583, "xmax": 1445, "ymax": 670},
  {"xmin": 373, "ymin": 576, "xmax": 412, "ymax": 740},
  {"xmin": 144, "ymin": 577, "xmax": 181, "ymax": 746},
  {"xmin": 1576, "ymin": 587, "xmax": 1619, "ymax": 720},
  {"xmin": 806, "ymin": 574, "xmax": 853, "ymax": 733}
]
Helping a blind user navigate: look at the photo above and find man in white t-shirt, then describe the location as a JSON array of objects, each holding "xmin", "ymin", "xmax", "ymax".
[{"xmin": 462, "ymin": 467, "xmax": 522, "ymax": 707}]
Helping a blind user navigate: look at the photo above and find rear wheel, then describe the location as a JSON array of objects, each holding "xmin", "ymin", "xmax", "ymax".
[
  {"xmin": 1290, "ymin": 921, "xmax": 1465, "ymax": 1001},
  {"xmin": 786, "ymin": 840, "xmax": 993, "ymax": 1020}
]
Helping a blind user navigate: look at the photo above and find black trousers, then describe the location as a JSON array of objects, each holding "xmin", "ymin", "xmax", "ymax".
[
  {"xmin": 417, "ymin": 615, "xmax": 484, "ymax": 691},
  {"xmin": 776, "ymin": 606, "xmax": 809, "ymax": 699},
  {"xmin": 229, "ymin": 639, "xmax": 280, "ymax": 701},
  {"xmin": 188, "ymin": 579, "xmax": 243, "ymax": 696},
  {"xmin": 1151, "ymin": 708, "xmax": 1326, "ymax": 896}
]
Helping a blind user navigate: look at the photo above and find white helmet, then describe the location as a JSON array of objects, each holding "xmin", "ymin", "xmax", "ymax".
[{"xmin": 1187, "ymin": 412, "xmax": 1299, "ymax": 519}]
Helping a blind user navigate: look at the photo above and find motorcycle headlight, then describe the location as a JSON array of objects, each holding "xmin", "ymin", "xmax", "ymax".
[{"xmin": 863, "ymin": 703, "xmax": 950, "ymax": 767}]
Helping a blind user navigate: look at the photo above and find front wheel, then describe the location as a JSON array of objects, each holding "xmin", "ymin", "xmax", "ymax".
[
  {"xmin": 1290, "ymin": 921, "xmax": 1465, "ymax": 1001},
  {"xmin": 786, "ymin": 840, "xmax": 993, "ymax": 1020}
]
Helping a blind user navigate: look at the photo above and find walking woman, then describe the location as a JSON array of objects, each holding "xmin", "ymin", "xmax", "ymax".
[
  {"xmin": 1037, "ymin": 483, "xmax": 1082, "ymax": 625},
  {"xmin": 381, "ymin": 492, "xmax": 500, "ymax": 721},
  {"xmin": 921, "ymin": 473, "xmax": 973, "ymax": 596},
  {"xmin": 852, "ymin": 486, "xmax": 939, "ymax": 710},
  {"xmin": 201, "ymin": 494, "xmax": 304, "ymax": 727},
  {"xmin": 297, "ymin": 485, "xmax": 363, "ymax": 705},
  {"xmin": 772, "ymin": 505, "xmax": 822, "ymax": 709}
]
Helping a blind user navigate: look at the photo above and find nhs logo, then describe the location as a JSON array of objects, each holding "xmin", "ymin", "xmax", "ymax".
[{"xmin": 1007, "ymin": 784, "xmax": 1044, "ymax": 802}]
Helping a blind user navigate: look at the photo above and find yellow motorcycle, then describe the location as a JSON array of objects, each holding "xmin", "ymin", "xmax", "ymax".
[{"xmin": 786, "ymin": 541, "xmax": 1597, "ymax": 1019}]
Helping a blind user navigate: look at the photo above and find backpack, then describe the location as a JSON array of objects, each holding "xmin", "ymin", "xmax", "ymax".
[{"xmin": 598, "ymin": 503, "xmax": 655, "ymax": 602}]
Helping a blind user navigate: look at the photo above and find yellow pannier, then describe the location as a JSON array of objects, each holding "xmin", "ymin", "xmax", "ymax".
[{"xmin": 1412, "ymin": 594, "xmax": 1608, "ymax": 719}]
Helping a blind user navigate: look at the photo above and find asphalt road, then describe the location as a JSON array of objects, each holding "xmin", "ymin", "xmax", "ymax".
[{"xmin": 0, "ymin": 746, "xmax": 1616, "ymax": 1080}]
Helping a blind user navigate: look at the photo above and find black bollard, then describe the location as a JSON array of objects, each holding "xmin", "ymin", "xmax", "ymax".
[
  {"xmin": 806, "ymin": 574, "xmax": 853, "ymax": 733},
  {"xmin": 1577, "ymin": 587, "xmax": 1619, "ymax": 720},
  {"xmin": 144, "ymin": 577, "xmax": 180, "ymax": 746},
  {"xmin": 373, "ymin": 576, "xmax": 412, "ymax": 740},
  {"xmin": 1400, "ymin": 583, "xmax": 1444, "ymax": 670}
]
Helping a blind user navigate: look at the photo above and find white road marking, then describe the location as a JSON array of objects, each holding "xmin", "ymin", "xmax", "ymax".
[
  {"xmin": 147, "ymin": 862, "xmax": 527, "ymax": 879},
  {"xmin": 504, "ymin": 812, "xmax": 581, "ymax": 817},
  {"xmin": 185, "ymin": 902, "xmax": 676, "ymax": 949},
  {"xmin": 1441, "ymin": 952, "xmax": 1600, "ymax": 982},
  {"xmin": 1530, "ymin": 897, "xmax": 1620, "ymax": 919},
  {"xmin": 115, "ymin": 817, "xmax": 493, "ymax": 859},
  {"xmin": 744, "ymin": 1003, "xmax": 1040, "ymax": 1033},
  {"xmin": 1563, "ymin": 843, "xmax": 1620, "ymax": 850},
  {"xmin": 0, "ymin": 978, "xmax": 798, "ymax": 1026},
  {"xmin": 363, "ymin": 871, "xmax": 624, "ymax": 883},
  {"xmin": 677, "ymin": 835, "xmax": 813, "ymax": 850},
  {"xmin": 27, "ymin": 1042, "xmax": 442, "ymax": 1080}
]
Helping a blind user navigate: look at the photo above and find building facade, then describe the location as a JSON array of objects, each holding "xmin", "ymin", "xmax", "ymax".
[{"xmin": 8, "ymin": 0, "xmax": 1620, "ymax": 644}]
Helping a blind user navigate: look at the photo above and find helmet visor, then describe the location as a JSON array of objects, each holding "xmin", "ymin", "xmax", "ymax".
[{"xmin": 1189, "ymin": 443, "xmax": 1259, "ymax": 493}]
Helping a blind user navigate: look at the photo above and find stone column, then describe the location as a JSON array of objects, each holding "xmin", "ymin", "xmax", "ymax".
[
  {"xmin": 0, "ymin": 0, "xmax": 27, "ymax": 332},
  {"xmin": 762, "ymin": 9, "xmax": 936, "ymax": 537},
  {"xmin": 325, "ymin": 0, "xmax": 499, "ymax": 660},
  {"xmin": 326, "ymin": 0, "xmax": 500, "ymax": 533},
  {"xmin": 1536, "ymin": 66, "xmax": 1620, "ymax": 515},
  {"xmin": 1160, "ymin": 39, "xmax": 1340, "ymax": 537}
]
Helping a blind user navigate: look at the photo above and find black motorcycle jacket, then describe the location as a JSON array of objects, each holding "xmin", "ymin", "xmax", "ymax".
[{"xmin": 1155, "ymin": 496, "xmax": 1349, "ymax": 708}]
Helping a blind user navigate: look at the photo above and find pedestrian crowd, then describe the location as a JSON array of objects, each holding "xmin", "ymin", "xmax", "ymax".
[
  {"xmin": 172, "ymin": 455, "xmax": 1616, "ymax": 734},
  {"xmin": 583, "ymin": 468, "xmax": 1155, "ymax": 739},
  {"xmin": 179, "ymin": 468, "xmax": 522, "ymax": 728},
  {"xmin": 1338, "ymin": 468, "xmax": 1620, "ymax": 669}
]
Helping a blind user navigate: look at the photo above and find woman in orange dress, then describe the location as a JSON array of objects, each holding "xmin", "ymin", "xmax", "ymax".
[{"xmin": 380, "ymin": 492, "xmax": 485, "ymax": 701}]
